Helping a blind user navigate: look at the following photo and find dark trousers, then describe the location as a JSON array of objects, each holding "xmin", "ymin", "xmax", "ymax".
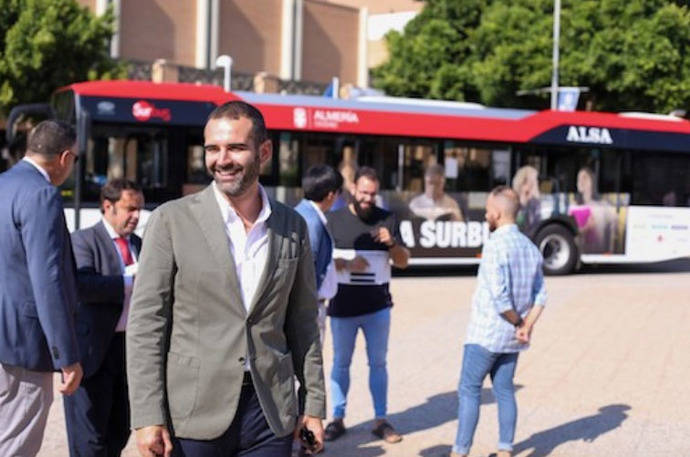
[
  {"xmin": 64, "ymin": 333, "xmax": 130, "ymax": 457},
  {"xmin": 173, "ymin": 374, "xmax": 293, "ymax": 457}
]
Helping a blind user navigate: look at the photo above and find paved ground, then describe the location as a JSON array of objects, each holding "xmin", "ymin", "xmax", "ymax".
[{"xmin": 39, "ymin": 259, "xmax": 690, "ymax": 457}]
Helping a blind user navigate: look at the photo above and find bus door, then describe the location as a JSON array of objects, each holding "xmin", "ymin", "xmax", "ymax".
[{"xmin": 618, "ymin": 149, "xmax": 690, "ymax": 262}]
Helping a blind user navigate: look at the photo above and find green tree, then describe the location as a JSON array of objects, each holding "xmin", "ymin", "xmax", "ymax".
[
  {"xmin": 0, "ymin": 0, "xmax": 125, "ymax": 114},
  {"xmin": 373, "ymin": 0, "xmax": 690, "ymax": 113}
]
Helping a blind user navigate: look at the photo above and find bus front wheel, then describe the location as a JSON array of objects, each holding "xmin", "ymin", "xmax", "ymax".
[{"xmin": 535, "ymin": 225, "xmax": 577, "ymax": 275}]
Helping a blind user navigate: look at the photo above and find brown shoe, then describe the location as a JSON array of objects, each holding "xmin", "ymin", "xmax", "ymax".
[{"xmin": 371, "ymin": 420, "xmax": 403, "ymax": 443}]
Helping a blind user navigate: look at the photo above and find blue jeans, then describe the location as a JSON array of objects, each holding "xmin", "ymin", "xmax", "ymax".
[
  {"xmin": 454, "ymin": 344, "xmax": 519, "ymax": 455},
  {"xmin": 330, "ymin": 308, "xmax": 390, "ymax": 420}
]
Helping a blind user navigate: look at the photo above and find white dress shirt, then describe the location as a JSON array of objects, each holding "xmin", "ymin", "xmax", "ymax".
[
  {"xmin": 23, "ymin": 157, "xmax": 50, "ymax": 183},
  {"xmin": 212, "ymin": 182, "xmax": 272, "ymax": 313},
  {"xmin": 308, "ymin": 201, "xmax": 337, "ymax": 301},
  {"xmin": 102, "ymin": 219, "xmax": 137, "ymax": 332}
]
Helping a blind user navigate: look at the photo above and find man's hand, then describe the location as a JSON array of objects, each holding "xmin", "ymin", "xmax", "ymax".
[
  {"xmin": 348, "ymin": 256, "xmax": 370, "ymax": 273},
  {"xmin": 294, "ymin": 415, "xmax": 324, "ymax": 454},
  {"xmin": 58, "ymin": 362, "xmax": 83, "ymax": 395},
  {"xmin": 335, "ymin": 256, "xmax": 370, "ymax": 273},
  {"xmin": 516, "ymin": 324, "xmax": 532, "ymax": 344},
  {"xmin": 371, "ymin": 227, "xmax": 395, "ymax": 248},
  {"xmin": 136, "ymin": 425, "xmax": 173, "ymax": 457}
]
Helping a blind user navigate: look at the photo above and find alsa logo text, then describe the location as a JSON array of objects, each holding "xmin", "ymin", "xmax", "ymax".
[
  {"xmin": 566, "ymin": 126, "xmax": 613, "ymax": 144},
  {"xmin": 132, "ymin": 100, "xmax": 171, "ymax": 122}
]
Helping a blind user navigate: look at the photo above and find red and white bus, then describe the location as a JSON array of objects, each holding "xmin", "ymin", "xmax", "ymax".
[{"xmin": 6, "ymin": 80, "xmax": 690, "ymax": 274}]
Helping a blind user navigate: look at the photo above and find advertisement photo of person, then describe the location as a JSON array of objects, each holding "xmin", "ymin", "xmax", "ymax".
[
  {"xmin": 408, "ymin": 164, "xmax": 464, "ymax": 222},
  {"xmin": 569, "ymin": 167, "xmax": 618, "ymax": 254},
  {"xmin": 511, "ymin": 166, "xmax": 542, "ymax": 234}
]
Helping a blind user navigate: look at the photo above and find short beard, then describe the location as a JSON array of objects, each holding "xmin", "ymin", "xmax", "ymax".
[
  {"xmin": 213, "ymin": 152, "xmax": 261, "ymax": 197},
  {"xmin": 354, "ymin": 199, "xmax": 375, "ymax": 221}
]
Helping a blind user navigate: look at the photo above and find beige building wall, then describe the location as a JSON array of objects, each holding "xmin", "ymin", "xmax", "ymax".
[
  {"xmin": 368, "ymin": 39, "xmax": 390, "ymax": 69},
  {"xmin": 217, "ymin": 0, "xmax": 283, "ymax": 75},
  {"xmin": 118, "ymin": 1, "xmax": 197, "ymax": 67},
  {"xmin": 302, "ymin": 0, "xmax": 359, "ymax": 84},
  {"xmin": 324, "ymin": 0, "xmax": 423, "ymax": 14}
]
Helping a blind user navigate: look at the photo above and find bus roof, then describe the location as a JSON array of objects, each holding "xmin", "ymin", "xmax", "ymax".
[
  {"xmin": 60, "ymin": 80, "xmax": 690, "ymax": 151},
  {"xmin": 62, "ymin": 80, "xmax": 239, "ymax": 104}
]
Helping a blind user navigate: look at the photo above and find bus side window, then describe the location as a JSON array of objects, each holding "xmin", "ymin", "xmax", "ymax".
[
  {"xmin": 631, "ymin": 151, "xmax": 690, "ymax": 207},
  {"xmin": 183, "ymin": 144, "xmax": 209, "ymax": 195},
  {"xmin": 443, "ymin": 141, "xmax": 492, "ymax": 192},
  {"xmin": 278, "ymin": 132, "xmax": 299, "ymax": 187},
  {"xmin": 135, "ymin": 133, "xmax": 168, "ymax": 189}
]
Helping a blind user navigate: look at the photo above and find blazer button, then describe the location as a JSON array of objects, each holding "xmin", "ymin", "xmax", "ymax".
[{"xmin": 238, "ymin": 357, "xmax": 245, "ymax": 363}]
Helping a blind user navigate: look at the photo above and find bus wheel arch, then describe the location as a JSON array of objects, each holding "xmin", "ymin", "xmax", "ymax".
[{"xmin": 535, "ymin": 223, "xmax": 578, "ymax": 275}]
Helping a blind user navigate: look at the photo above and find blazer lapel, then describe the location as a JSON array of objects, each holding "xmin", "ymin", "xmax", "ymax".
[
  {"xmin": 94, "ymin": 221, "xmax": 123, "ymax": 274},
  {"xmin": 190, "ymin": 186, "xmax": 245, "ymax": 312},
  {"xmin": 248, "ymin": 201, "xmax": 282, "ymax": 316}
]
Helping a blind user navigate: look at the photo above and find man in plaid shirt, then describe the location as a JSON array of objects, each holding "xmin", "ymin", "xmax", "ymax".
[{"xmin": 451, "ymin": 186, "xmax": 546, "ymax": 457}]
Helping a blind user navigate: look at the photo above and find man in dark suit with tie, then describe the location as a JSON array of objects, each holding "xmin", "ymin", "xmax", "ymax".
[
  {"xmin": 0, "ymin": 120, "xmax": 83, "ymax": 456},
  {"xmin": 64, "ymin": 179, "xmax": 144, "ymax": 457}
]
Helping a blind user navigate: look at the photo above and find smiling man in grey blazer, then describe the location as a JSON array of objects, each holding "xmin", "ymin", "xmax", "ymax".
[{"xmin": 127, "ymin": 101, "xmax": 325, "ymax": 457}]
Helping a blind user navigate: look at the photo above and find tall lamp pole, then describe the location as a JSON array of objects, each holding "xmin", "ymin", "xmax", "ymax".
[
  {"xmin": 216, "ymin": 54, "xmax": 233, "ymax": 92},
  {"xmin": 551, "ymin": 0, "xmax": 561, "ymax": 110}
]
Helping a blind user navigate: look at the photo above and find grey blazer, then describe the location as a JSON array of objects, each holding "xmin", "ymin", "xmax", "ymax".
[{"xmin": 126, "ymin": 185, "xmax": 325, "ymax": 440}]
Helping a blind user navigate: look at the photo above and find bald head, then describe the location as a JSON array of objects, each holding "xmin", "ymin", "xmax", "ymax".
[
  {"xmin": 489, "ymin": 186, "xmax": 520, "ymax": 220},
  {"xmin": 485, "ymin": 185, "xmax": 520, "ymax": 231}
]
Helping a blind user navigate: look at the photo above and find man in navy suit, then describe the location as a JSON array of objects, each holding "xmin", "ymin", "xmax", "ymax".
[
  {"xmin": 0, "ymin": 120, "xmax": 83, "ymax": 456},
  {"xmin": 64, "ymin": 179, "xmax": 144, "ymax": 457},
  {"xmin": 294, "ymin": 165, "xmax": 342, "ymax": 343}
]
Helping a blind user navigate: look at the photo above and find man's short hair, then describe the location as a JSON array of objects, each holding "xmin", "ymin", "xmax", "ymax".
[
  {"xmin": 490, "ymin": 185, "xmax": 520, "ymax": 219},
  {"xmin": 100, "ymin": 179, "xmax": 142, "ymax": 213},
  {"xmin": 26, "ymin": 120, "xmax": 76, "ymax": 158},
  {"xmin": 425, "ymin": 164, "xmax": 445, "ymax": 178},
  {"xmin": 354, "ymin": 166, "xmax": 378, "ymax": 184},
  {"xmin": 207, "ymin": 101, "xmax": 268, "ymax": 146},
  {"xmin": 303, "ymin": 165, "xmax": 343, "ymax": 202}
]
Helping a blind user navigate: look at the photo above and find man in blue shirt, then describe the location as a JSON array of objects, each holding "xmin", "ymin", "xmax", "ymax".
[
  {"xmin": 294, "ymin": 164, "xmax": 342, "ymax": 344},
  {"xmin": 452, "ymin": 186, "xmax": 546, "ymax": 457}
]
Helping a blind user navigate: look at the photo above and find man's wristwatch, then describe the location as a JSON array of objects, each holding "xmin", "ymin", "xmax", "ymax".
[{"xmin": 514, "ymin": 317, "xmax": 524, "ymax": 328}]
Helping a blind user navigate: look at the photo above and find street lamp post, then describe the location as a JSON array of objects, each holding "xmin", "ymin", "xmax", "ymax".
[
  {"xmin": 551, "ymin": 0, "xmax": 561, "ymax": 110},
  {"xmin": 215, "ymin": 54, "xmax": 233, "ymax": 92}
]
